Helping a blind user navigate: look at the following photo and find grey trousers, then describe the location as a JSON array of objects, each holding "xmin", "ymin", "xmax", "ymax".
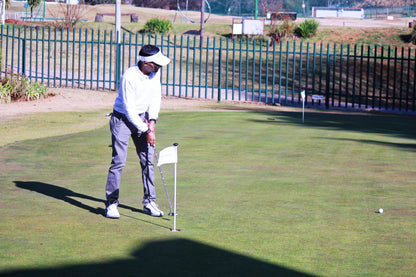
[{"xmin": 105, "ymin": 110, "xmax": 156, "ymax": 207}]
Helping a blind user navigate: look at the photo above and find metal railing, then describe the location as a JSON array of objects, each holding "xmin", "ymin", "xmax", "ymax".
[
  {"xmin": 1, "ymin": 25, "xmax": 415, "ymax": 112},
  {"xmin": 364, "ymin": 6, "xmax": 416, "ymax": 19}
]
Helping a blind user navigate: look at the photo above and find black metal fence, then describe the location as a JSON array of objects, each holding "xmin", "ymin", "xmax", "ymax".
[{"xmin": 1, "ymin": 25, "xmax": 415, "ymax": 112}]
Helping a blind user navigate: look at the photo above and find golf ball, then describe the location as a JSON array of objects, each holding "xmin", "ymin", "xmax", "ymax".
[{"xmin": 378, "ymin": 208, "xmax": 384, "ymax": 213}]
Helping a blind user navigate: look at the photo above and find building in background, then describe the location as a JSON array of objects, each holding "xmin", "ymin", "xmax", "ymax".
[
  {"xmin": 312, "ymin": 7, "xmax": 365, "ymax": 18},
  {"xmin": 0, "ymin": 0, "xmax": 5, "ymax": 25}
]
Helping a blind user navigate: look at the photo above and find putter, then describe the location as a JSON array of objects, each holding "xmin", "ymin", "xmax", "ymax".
[{"xmin": 154, "ymin": 146, "xmax": 174, "ymax": 216}]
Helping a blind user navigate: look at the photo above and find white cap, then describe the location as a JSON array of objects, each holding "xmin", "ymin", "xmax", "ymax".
[{"xmin": 138, "ymin": 51, "xmax": 170, "ymax": 66}]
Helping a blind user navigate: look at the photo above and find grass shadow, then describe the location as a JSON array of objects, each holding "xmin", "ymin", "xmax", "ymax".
[
  {"xmin": 0, "ymin": 238, "xmax": 316, "ymax": 276},
  {"xmin": 183, "ymin": 29, "xmax": 200, "ymax": 35},
  {"xmin": 217, "ymin": 105, "xmax": 416, "ymax": 141},
  {"xmin": 264, "ymin": 110, "xmax": 416, "ymax": 141},
  {"xmin": 321, "ymin": 137, "xmax": 416, "ymax": 152}
]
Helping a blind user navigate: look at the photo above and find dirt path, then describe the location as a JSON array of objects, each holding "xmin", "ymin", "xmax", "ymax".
[{"xmin": 0, "ymin": 88, "xmax": 234, "ymax": 120}]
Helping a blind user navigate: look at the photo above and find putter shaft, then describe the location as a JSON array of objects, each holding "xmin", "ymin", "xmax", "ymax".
[{"xmin": 154, "ymin": 146, "xmax": 174, "ymax": 215}]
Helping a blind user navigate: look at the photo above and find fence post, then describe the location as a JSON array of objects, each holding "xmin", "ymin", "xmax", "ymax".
[
  {"xmin": 325, "ymin": 44, "xmax": 331, "ymax": 109},
  {"xmin": 21, "ymin": 38, "xmax": 26, "ymax": 76},
  {"xmin": 218, "ymin": 37, "xmax": 222, "ymax": 102},
  {"xmin": 115, "ymin": 42, "xmax": 121, "ymax": 90}
]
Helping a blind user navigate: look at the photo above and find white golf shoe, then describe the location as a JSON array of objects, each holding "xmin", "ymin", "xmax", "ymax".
[
  {"xmin": 105, "ymin": 203, "xmax": 120, "ymax": 219},
  {"xmin": 143, "ymin": 201, "xmax": 164, "ymax": 217}
]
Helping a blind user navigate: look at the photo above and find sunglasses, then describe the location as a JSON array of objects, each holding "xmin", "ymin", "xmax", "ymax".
[{"xmin": 147, "ymin": 62, "xmax": 161, "ymax": 70}]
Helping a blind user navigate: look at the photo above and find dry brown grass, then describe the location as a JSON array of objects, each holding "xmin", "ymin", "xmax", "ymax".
[
  {"xmin": 6, "ymin": 2, "xmax": 415, "ymax": 46},
  {"xmin": 44, "ymin": 3, "xmax": 235, "ymax": 24}
]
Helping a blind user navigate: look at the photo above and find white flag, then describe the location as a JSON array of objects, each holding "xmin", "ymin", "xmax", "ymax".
[
  {"xmin": 157, "ymin": 146, "xmax": 178, "ymax": 166},
  {"xmin": 300, "ymin": 90, "xmax": 305, "ymax": 101}
]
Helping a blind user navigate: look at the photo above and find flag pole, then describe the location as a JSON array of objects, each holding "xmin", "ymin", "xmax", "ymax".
[
  {"xmin": 301, "ymin": 90, "xmax": 305, "ymax": 124},
  {"xmin": 171, "ymin": 143, "xmax": 180, "ymax": 232}
]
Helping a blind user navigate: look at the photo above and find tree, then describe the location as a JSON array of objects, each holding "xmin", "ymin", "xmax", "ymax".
[
  {"xmin": 132, "ymin": 0, "xmax": 176, "ymax": 9},
  {"xmin": 259, "ymin": 0, "xmax": 284, "ymax": 15},
  {"xmin": 357, "ymin": 0, "xmax": 416, "ymax": 7},
  {"xmin": 200, "ymin": 0, "xmax": 204, "ymax": 38},
  {"xmin": 48, "ymin": 1, "xmax": 87, "ymax": 29},
  {"xmin": 27, "ymin": 0, "xmax": 41, "ymax": 19},
  {"xmin": 207, "ymin": 0, "xmax": 254, "ymax": 16}
]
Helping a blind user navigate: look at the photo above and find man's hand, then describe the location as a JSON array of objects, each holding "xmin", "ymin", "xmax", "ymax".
[{"xmin": 146, "ymin": 120, "xmax": 156, "ymax": 146}]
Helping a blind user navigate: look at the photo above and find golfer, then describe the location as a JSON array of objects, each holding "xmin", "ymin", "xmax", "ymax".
[{"xmin": 105, "ymin": 45, "xmax": 170, "ymax": 219}]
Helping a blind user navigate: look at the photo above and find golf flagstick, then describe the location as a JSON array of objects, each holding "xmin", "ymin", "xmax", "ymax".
[
  {"xmin": 172, "ymin": 150, "xmax": 178, "ymax": 232},
  {"xmin": 157, "ymin": 143, "xmax": 180, "ymax": 232},
  {"xmin": 301, "ymin": 90, "xmax": 305, "ymax": 123}
]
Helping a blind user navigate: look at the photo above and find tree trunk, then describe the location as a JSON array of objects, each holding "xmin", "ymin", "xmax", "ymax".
[{"xmin": 200, "ymin": 0, "xmax": 205, "ymax": 39}]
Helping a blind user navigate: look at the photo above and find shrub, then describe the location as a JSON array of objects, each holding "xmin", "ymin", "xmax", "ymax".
[
  {"xmin": 25, "ymin": 81, "xmax": 48, "ymax": 101},
  {"xmin": 296, "ymin": 19, "xmax": 320, "ymax": 38},
  {"xmin": 0, "ymin": 73, "xmax": 48, "ymax": 103},
  {"xmin": 143, "ymin": 18, "xmax": 173, "ymax": 34},
  {"xmin": 268, "ymin": 20, "xmax": 297, "ymax": 45},
  {"xmin": 48, "ymin": 3, "xmax": 87, "ymax": 29},
  {"xmin": 0, "ymin": 82, "xmax": 12, "ymax": 103}
]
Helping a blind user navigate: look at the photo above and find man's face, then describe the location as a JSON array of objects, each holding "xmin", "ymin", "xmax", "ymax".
[{"xmin": 142, "ymin": 62, "xmax": 161, "ymax": 74}]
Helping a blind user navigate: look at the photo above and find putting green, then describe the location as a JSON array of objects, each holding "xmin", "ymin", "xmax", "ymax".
[{"xmin": 1, "ymin": 108, "xmax": 415, "ymax": 276}]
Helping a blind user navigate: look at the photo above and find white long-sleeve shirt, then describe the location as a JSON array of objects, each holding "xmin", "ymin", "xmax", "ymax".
[{"xmin": 113, "ymin": 65, "xmax": 162, "ymax": 133}]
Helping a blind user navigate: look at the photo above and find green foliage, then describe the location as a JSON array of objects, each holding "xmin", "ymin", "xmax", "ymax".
[
  {"xmin": 0, "ymin": 82, "xmax": 12, "ymax": 103},
  {"xmin": 296, "ymin": 19, "xmax": 320, "ymax": 38},
  {"xmin": 27, "ymin": 0, "xmax": 42, "ymax": 9},
  {"xmin": 0, "ymin": 73, "xmax": 48, "ymax": 103},
  {"xmin": 27, "ymin": 0, "xmax": 42, "ymax": 18},
  {"xmin": 26, "ymin": 81, "xmax": 48, "ymax": 101},
  {"xmin": 143, "ymin": 18, "xmax": 173, "ymax": 34}
]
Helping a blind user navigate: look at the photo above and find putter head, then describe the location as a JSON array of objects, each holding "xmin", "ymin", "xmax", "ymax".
[{"xmin": 168, "ymin": 212, "xmax": 175, "ymax": 216}]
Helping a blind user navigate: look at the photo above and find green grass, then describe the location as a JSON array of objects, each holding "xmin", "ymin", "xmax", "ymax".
[
  {"xmin": 0, "ymin": 110, "xmax": 110, "ymax": 147},
  {"xmin": 1, "ymin": 105, "xmax": 416, "ymax": 276}
]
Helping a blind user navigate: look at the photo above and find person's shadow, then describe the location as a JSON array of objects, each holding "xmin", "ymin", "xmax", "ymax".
[
  {"xmin": 0, "ymin": 238, "xmax": 316, "ymax": 276},
  {"xmin": 14, "ymin": 181, "xmax": 150, "ymax": 218}
]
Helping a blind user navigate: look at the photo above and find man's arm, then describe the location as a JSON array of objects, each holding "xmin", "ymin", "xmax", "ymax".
[
  {"xmin": 147, "ymin": 72, "xmax": 162, "ymax": 123},
  {"xmin": 121, "ymin": 71, "xmax": 150, "ymax": 133},
  {"xmin": 147, "ymin": 73, "xmax": 162, "ymax": 146}
]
